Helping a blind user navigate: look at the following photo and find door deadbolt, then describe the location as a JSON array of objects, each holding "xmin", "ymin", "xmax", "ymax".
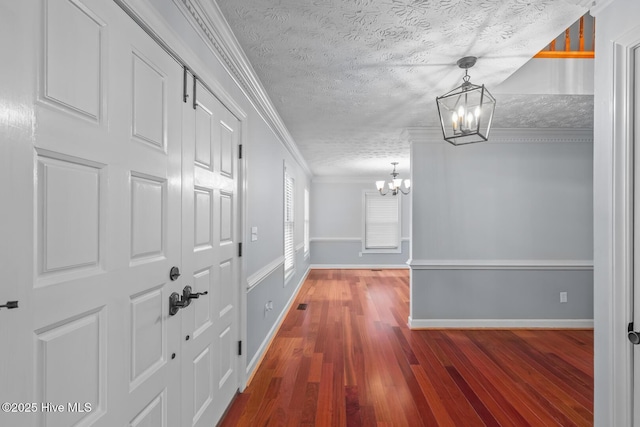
[{"xmin": 169, "ymin": 266, "xmax": 181, "ymax": 281}]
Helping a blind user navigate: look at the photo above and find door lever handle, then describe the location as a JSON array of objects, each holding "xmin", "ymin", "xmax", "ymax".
[
  {"xmin": 0, "ymin": 301, "xmax": 18, "ymax": 310},
  {"xmin": 169, "ymin": 286, "xmax": 208, "ymax": 316},
  {"xmin": 185, "ymin": 288, "xmax": 208, "ymax": 300},
  {"xmin": 169, "ymin": 292, "xmax": 189, "ymax": 316},
  {"xmin": 183, "ymin": 285, "xmax": 207, "ymax": 301}
]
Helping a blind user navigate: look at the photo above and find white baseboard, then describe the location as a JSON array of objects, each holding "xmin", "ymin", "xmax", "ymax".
[
  {"xmin": 310, "ymin": 264, "xmax": 410, "ymax": 270},
  {"xmin": 244, "ymin": 265, "xmax": 311, "ymax": 383},
  {"xmin": 408, "ymin": 316, "xmax": 594, "ymax": 329}
]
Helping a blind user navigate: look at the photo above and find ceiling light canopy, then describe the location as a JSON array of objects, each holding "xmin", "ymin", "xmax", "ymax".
[
  {"xmin": 436, "ymin": 56, "xmax": 496, "ymax": 146},
  {"xmin": 376, "ymin": 162, "xmax": 410, "ymax": 196}
]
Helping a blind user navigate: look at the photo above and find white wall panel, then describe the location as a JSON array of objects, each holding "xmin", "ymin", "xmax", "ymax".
[
  {"xmin": 195, "ymin": 106, "xmax": 212, "ymax": 169},
  {"xmin": 130, "ymin": 286, "xmax": 164, "ymax": 387},
  {"xmin": 194, "ymin": 188, "xmax": 212, "ymax": 248},
  {"xmin": 219, "ymin": 261, "xmax": 232, "ymax": 317},
  {"xmin": 192, "ymin": 347, "xmax": 212, "ymax": 421},
  {"xmin": 45, "ymin": 0, "xmax": 103, "ymax": 120},
  {"xmin": 132, "ymin": 52, "xmax": 165, "ymax": 149},
  {"xmin": 218, "ymin": 326, "xmax": 233, "ymax": 389},
  {"xmin": 130, "ymin": 391, "xmax": 165, "ymax": 427},
  {"xmin": 131, "ymin": 174, "xmax": 165, "ymax": 260},
  {"xmin": 220, "ymin": 193, "xmax": 232, "ymax": 243},
  {"xmin": 36, "ymin": 309, "xmax": 104, "ymax": 427},
  {"xmin": 220, "ymin": 124, "xmax": 233, "ymax": 177},
  {"xmin": 38, "ymin": 156, "xmax": 101, "ymax": 275},
  {"xmin": 193, "ymin": 268, "xmax": 212, "ymax": 336}
]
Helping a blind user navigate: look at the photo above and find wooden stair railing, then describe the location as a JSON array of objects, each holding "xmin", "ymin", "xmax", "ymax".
[{"xmin": 534, "ymin": 14, "xmax": 595, "ymax": 59}]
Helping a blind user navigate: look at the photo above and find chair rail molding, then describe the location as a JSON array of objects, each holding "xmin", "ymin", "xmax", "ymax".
[
  {"xmin": 246, "ymin": 255, "xmax": 285, "ymax": 291},
  {"xmin": 408, "ymin": 259, "xmax": 594, "ymax": 270}
]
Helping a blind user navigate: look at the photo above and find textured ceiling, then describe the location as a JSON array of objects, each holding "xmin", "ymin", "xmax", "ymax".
[{"xmin": 214, "ymin": 0, "xmax": 591, "ymax": 177}]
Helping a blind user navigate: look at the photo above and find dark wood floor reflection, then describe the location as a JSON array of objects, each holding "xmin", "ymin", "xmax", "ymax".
[{"xmin": 219, "ymin": 269, "xmax": 593, "ymax": 426}]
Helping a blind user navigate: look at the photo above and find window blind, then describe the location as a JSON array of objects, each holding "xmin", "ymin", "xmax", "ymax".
[
  {"xmin": 364, "ymin": 193, "xmax": 399, "ymax": 249},
  {"xmin": 304, "ymin": 188, "xmax": 309, "ymax": 255},
  {"xmin": 284, "ymin": 172, "xmax": 295, "ymax": 279}
]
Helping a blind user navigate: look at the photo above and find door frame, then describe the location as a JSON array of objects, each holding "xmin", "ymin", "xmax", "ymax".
[
  {"xmin": 606, "ymin": 27, "xmax": 640, "ymax": 427},
  {"xmin": 114, "ymin": 0, "xmax": 250, "ymax": 390}
]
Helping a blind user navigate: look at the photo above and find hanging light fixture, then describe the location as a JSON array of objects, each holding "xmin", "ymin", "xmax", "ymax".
[
  {"xmin": 376, "ymin": 162, "xmax": 410, "ymax": 196},
  {"xmin": 436, "ymin": 56, "xmax": 496, "ymax": 146}
]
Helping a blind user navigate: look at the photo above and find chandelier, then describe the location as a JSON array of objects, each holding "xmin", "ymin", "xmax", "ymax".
[
  {"xmin": 375, "ymin": 162, "xmax": 410, "ymax": 196},
  {"xmin": 436, "ymin": 56, "xmax": 496, "ymax": 146}
]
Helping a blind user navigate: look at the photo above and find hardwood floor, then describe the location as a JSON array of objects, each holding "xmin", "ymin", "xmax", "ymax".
[{"xmin": 220, "ymin": 269, "xmax": 593, "ymax": 426}]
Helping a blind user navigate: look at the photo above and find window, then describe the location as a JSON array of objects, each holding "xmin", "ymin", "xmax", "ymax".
[
  {"xmin": 363, "ymin": 192, "xmax": 401, "ymax": 252},
  {"xmin": 284, "ymin": 169, "xmax": 295, "ymax": 281},
  {"xmin": 304, "ymin": 188, "xmax": 310, "ymax": 257}
]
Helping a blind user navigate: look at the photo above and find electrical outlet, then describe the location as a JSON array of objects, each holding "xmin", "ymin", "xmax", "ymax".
[
  {"xmin": 560, "ymin": 292, "xmax": 567, "ymax": 303},
  {"xmin": 264, "ymin": 301, "xmax": 274, "ymax": 315}
]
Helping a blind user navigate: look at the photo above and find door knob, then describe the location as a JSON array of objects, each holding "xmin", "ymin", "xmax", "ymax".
[{"xmin": 628, "ymin": 322, "xmax": 640, "ymax": 345}]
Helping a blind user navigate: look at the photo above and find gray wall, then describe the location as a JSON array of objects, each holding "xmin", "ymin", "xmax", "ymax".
[
  {"xmin": 310, "ymin": 179, "xmax": 410, "ymax": 267},
  {"xmin": 409, "ymin": 130, "xmax": 593, "ymax": 326},
  {"xmin": 144, "ymin": 0, "xmax": 312, "ymax": 377}
]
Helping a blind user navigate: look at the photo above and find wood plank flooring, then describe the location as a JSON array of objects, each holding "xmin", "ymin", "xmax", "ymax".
[{"xmin": 220, "ymin": 269, "xmax": 593, "ymax": 426}]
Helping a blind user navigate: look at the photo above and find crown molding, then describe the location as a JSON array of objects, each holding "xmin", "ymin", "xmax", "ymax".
[
  {"xmin": 173, "ymin": 0, "xmax": 313, "ymax": 178},
  {"xmin": 405, "ymin": 127, "xmax": 593, "ymax": 144},
  {"xmin": 563, "ymin": 0, "xmax": 614, "ymax": 16},
  {"xmin": 586, "ymin": 0, "xmax": 615, "ymax": 15},
  {"xmin": 564, "ymin": 0, "xmax": 596, "ymax": 7},
  {"xmin": 312, "ymin": 175, "xmax": 384, "ymax": 184}
]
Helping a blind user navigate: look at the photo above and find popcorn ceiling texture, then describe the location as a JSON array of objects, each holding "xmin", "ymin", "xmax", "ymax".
[{"xmin": 215, "ymin": 0, "xmax": 590, "ymax": 176}]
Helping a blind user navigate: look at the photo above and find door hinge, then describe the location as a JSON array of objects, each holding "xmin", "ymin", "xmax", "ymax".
[
  {"xmin": 238, "ymin": 242, "xmax": 242, "ymax": 257},
  {"xmin": 238, "ymin": 340, "xmax": 242, "ymax": 356},
  {"xmin": 238, "ymin": 144, "xmax": 242, "ymax": 159}
]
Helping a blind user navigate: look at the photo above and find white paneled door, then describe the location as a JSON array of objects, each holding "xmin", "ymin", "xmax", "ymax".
[
  {"xmin": 181, "ymin": 76, "xmax": 240, "ymax": 427},
  {"xmin": 0, "ymin": 1, "xmax": 240, "ymax": 426}
]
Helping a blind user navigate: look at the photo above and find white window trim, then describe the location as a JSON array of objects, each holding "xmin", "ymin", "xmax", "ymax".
[
  {"xmin": 284, "ymin": 162, "xmax": 295, "ymax": 284},
  {"xmin": 304, "ymin": 187, "xmax": 310, "ymax": 259},
  {"xmin": 361, "ymin": 190, "xmax": 402, "ymax": 254}
]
